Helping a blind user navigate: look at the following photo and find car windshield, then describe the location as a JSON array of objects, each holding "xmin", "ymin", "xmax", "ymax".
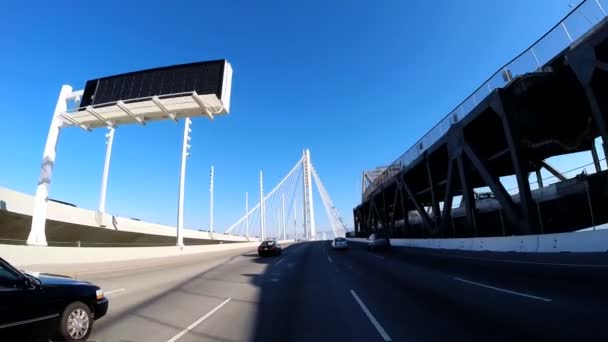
[{"xmin": 260, "ymin": 241, "xmax": 276, "ymax": 246}]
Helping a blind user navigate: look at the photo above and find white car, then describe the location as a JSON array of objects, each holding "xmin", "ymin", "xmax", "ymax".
[{"xmin": 331, "ymin": 237, "xmax": 348, "ymax": 250}]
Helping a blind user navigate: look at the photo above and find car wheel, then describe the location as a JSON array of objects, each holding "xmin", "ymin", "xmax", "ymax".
[{"xmin": 60, "ymin": 301, "xmax": 93, "ymax": 341}]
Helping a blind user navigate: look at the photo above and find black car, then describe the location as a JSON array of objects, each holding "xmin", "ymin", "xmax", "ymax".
[
  {"xmin": 0, "ymin": 257, "xmax": 108, "ymax": 341},
  {"xmin": 258, "ymin": 240, "xmax": 282, "ymax": 256}
]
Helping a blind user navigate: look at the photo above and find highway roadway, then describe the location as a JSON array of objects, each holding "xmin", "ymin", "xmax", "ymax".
[{"xmin": 29, "ymin": 241, "xmax": 608, "ymax": 341}]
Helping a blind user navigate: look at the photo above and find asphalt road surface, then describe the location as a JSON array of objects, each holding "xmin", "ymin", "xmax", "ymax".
[{"xmin": 28, "ymin": 241, "xmax": 608, "ymax": 341}]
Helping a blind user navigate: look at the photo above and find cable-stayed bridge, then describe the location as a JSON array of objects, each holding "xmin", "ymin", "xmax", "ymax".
[{"xmin": 224, "ymin": 149, "xmax": 348, "ymax": 241}]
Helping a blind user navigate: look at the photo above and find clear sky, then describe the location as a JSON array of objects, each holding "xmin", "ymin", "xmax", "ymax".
[{"xmin": 0, "ymin": 0, "xmax": 592, "ymax": 232}]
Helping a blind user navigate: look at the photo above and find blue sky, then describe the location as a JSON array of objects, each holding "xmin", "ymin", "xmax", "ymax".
[{"xmin": 0, "ymin": 0, "xmax": 594, "ymax": 232}]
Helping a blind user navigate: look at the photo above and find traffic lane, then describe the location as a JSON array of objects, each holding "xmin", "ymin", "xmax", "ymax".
[
  {"xmin": 357, "ymin": 242, "xmax": 608, "ymax": 315},
  {"xmin": 90, "ymin": 243, "xmax": 300, "ymax": 342},
  {"xmin": 86, "ymin": 247, "xmax": 261, "ymax": 322},
  {"xmin": 136, "ymin": 252, "xmax": 276, "ymax": 342},
  {"xmin": 340, "ymin": 242, "xmax": 608, "ymax": 340},
  {"xmin": 178, "ymin": 243, "xmax": 311, "ymax": 342},
  {"xmin": 86, "ymin": 247, "xmax": 266, "ymax": 342},
  {"xmin": 252, "ymin": 241, "xmax": 383, "ymax": 342},
  {"xmin": 393, "ymin": 244, "xmax": 608, "ymax": 299},
  {"xmin": 329, "ymin": 242, "xmax": 528, "ymax": 342}
]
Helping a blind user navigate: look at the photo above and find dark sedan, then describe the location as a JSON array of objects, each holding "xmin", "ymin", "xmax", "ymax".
[
  {"xmin": 0, "ymin": 257, "xmax": 108, "ymax": 341},
  {"xmin": 258, "ymin": 240, "xmax": 282, "ymax": 257}
]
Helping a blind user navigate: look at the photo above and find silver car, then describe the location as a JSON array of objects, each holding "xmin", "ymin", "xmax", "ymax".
[
  {"xmin": 367, "ymin": 233, "xmax": 390, "ymax": 251},
  {"xmin": 331, "ymin": 237, "xmax": 348, "ymax": 250}
]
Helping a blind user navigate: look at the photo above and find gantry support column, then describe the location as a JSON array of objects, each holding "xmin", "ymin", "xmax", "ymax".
[{"xmin": 28, "ymin": 85, "xmax": 73, "ymax": 246}]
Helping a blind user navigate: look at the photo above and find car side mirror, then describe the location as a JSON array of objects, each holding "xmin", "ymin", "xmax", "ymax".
[{"xmin": 16, "ymin": 277, "xmax": 33, "ymax": 289}]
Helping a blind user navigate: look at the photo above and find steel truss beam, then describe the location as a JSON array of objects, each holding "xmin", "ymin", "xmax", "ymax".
[
  {"xmin": 425, "ymin": 157, "xmax": 441, "ymax": 231},
  {"xmin": 397, "ymin": 176, "xmax": 434, "ymax": 230},
  {"xmin": 462, "ymin": 141, "xmax": 522, "ymax": 223},
  {"xmin": 456, "ymin": 155, "xmax": 477, "ymax": 236},
  {"xmin": 441, "ymin": 159, "xmax": 456, "ymax": 237}
]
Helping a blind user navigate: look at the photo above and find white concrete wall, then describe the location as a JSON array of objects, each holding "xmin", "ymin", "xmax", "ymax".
[
  {"xmin": 0, "ymin": 186, "xmax": 247, "ymax": 242},
  {"xmin": 348, "ymin": 229, "xmax": 608, "ymax": 253},
  {"xmin": 1, "ymin": 239, "xmax": 294, "ymax": 266},
  {"xmin": 0, "ymin": 243, "xmax": 258, "ymax": 266}
]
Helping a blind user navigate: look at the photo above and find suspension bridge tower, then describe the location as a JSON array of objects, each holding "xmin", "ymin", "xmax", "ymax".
[{"xmin": 302, "ymin": 149, "xmax": 316, "ymax": 240}]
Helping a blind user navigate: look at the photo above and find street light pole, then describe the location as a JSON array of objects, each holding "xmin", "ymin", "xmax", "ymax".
[
  {"xmin": 260, "ymin": 170, "xmax": 265, "ymax": 241},
  {"xmin": 210, "ymin": 165, "xmax": 214, "ymax": 235},
  {"xmin": 245, "ymin": 192, "xmax": 249, "ymax": 239},
  {"xmin": 282, "ymin": 193, "xmax": 286, "ymax": 240},
  {"xmin": 176, "ymin": 117, "xmax": 192, "ymax": 247}
]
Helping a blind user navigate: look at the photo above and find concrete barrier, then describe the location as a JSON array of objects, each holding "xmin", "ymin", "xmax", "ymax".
[
  {"xmin": 0, "ymin": 240, "xmax": 293, "ymax": 267},
  {"xmin": 0, "ymin": 242, "xmax": 262, "ymax": 267},
  {"xmin": 0, "ymin": 186, "xmax": 248, "ymax": 245},
  {"xmin": 348, "ymin": 228, "xmax": 608, "ymax": 253}
]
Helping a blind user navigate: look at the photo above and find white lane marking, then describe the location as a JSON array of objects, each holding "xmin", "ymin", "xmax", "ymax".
[
  {"xmin": 275, "ymin": 258, "xmax": 285, "ymax": 266},
  {"xmin": 350, "ymin": 290, "xmax": 392, "ymax": 341},
  {"xmin": 327, "ymin": 255, "xmax": 333, "ymax": 263},
  {"xmin": 453, "ymin": 277, "xmax": 552, "ymax": 302},
  {"xmin": 271, "ymin": 278, "xmax": 280, "ymax": 283},
  {"xmin": 105, "ymin": 288, "xmax": 125, "ymax": 295},
  {"xmin": 166, "ymin": 298, "xmax": 232, "ymax": 342},
  {"xmin": 370, "ymin": 254, "xmax": 384, "ymax": 260}
]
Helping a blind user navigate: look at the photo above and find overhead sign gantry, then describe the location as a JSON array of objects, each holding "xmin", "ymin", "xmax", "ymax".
[{"xmin": 27, "ymin": 59, "xmax": 233, "ymax": 246}]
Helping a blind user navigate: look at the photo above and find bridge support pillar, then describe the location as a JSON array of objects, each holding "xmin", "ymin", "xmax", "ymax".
[
  {"xmin": 28, "ymin": 85, "xmax": 73, "ymax": 246},
  {"xmin": 425, "ymin": 156, "xmax": 441, "ymax": 235},
  {"xmin": 456, "ymin": 155, "xmax": 477, "ymax": 237},
  {"xmin": 493, "ymin": 95, "xmax": 538, "ymax": 235},
  {"xmin": 441, "ymin": 159, "xmax": 456, "ymax": 237}
]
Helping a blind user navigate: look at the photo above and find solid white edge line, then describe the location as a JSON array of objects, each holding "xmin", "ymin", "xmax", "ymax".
[
  {"xmin": 275, "ymin": 258, "xmax": 285, "ymax": 266},
  {"xmin": 350, "ymin": 290, "xmax": 392, "ymax": 341},
  {"xmin": 453, "ymin": 277, "xmax": 552, "ymax": 302},
  {"xmin": 371, "ymin": 254, "xmax": 384, "ymax": 259},
  {"xmin": 105, "ymin": 288, "xmax": 125, "ymax": 295},
  {"xmin": 166, "ymin": 297, "xmax": 232, "ymax": 342},
  {"xmin": 328, "ymin": 255, "xmax": 333, "ymax": 263}
]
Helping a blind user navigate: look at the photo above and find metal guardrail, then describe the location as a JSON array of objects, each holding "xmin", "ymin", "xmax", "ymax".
[{"xmin": 363, "ymin": 0, "xmax": 608, "ymax": 200}]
